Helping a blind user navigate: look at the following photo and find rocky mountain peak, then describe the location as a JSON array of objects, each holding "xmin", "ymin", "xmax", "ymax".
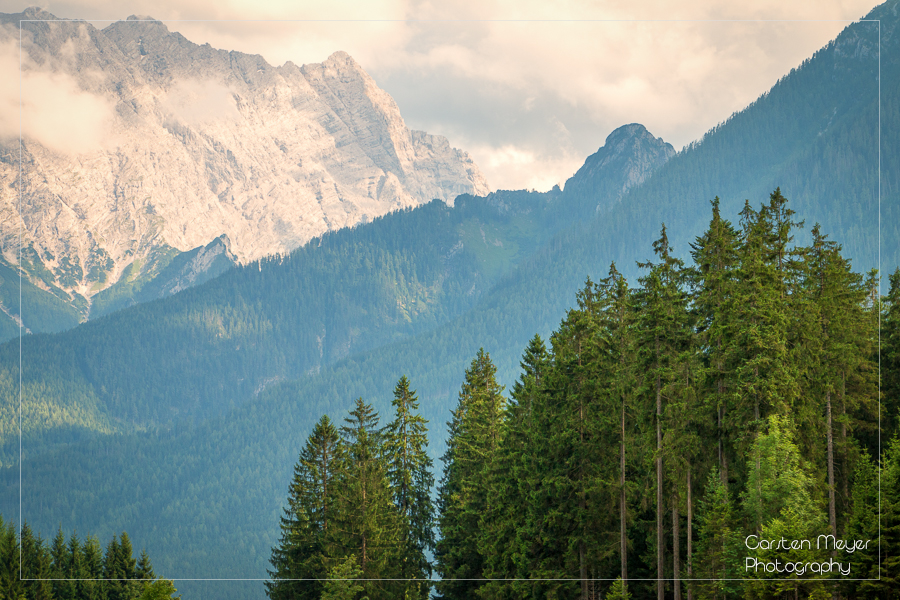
[
  {"xmin": 562, "ymin": 123, "xmax": 675, "ymax": 212},
  {"xmin": 0, "ymin": 10, "xmax": 491, "ymax": 318}
]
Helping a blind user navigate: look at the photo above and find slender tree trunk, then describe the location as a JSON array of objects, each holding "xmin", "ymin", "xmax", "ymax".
[
  {"xmin": 687, "ymin": 469, "xmax": 693, "ymax": 600},
  {"xmin": 580, "ymin": 539, "xmax": 588, "ymax": 600},
  {"xmin": 754, "ymin": 366, "xmax": 761, "ymax": 535},
  {"xmin": 673, "ymin": 490, "xmax": 681, "ymax": 600},
  {"xmin": 718, "ymin": 377, "xmax": 728, "ymax": 486},
  {"xmin": 657, "ymin": 351, "xmax": 664, "ymax": 600},
  {"xmin": 841, "ymin": 372, "xmax": 848, "ymax": 527},
  {"xmin": 621, "ymin": 396, "xmax": 628, "ymax": 585},
  {"xmin": 827, "ymin": 390, "xmax": 837, "ymax": 540}
]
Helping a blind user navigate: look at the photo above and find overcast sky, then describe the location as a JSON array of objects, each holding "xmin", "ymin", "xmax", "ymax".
[{"xmin": 0, "ymin": 0, "xmax": 882, "ymax": 191}]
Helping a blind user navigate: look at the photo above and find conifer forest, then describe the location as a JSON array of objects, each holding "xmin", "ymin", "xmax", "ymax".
[{"xmin": 261, "ymin": 191, "xmax": 900, "ymax": 600}]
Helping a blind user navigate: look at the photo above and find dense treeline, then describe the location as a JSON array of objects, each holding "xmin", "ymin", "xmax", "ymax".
[
  {"xmin": 0, "ymin": 514, "xmax": 179, "ymax": 600},
  {"xmin": 266, "ymin": 376, "xmax": 435, "ymax": 600},
  {"xmin": 265, "ymin": 190, "xmax": 900, "ymax": 599},
  {"xmin": 432, "ymin": 191, "xmax": 899, "ymax": 599}
]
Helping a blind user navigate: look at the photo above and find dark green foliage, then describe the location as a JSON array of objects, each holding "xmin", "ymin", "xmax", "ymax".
[
  {"xmin": 267, "ymin": 415, "xmax": 343, "ymax": 600},
  {"xmin": 435, "ymin": 349, "xmax": 505, "ymax": 599},
  {"xmin": 384, "ymin": 376, "xmax": 435, "ymax": 600},
  {"xmin": 329, "ymin": 399, "xmax": 402, "ymax": 600},
  {"xmin": 884, "ymin": 269, "xmax": 900, "ymax": 443},
  {"xmin": 0, "ymin": 515, "xmax": 175, "ymax": 600}
]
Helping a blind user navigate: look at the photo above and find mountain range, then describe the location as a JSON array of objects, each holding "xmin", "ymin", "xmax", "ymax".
[
  {"xmin": 0, "ymin": 2, "xmax": 897, "ymax": 599},
  {"xmin": 0, "ymin": 9, "xmax": 489, "ymax": 336}
]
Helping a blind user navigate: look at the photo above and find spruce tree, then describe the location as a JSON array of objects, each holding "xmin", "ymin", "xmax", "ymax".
[
  {"xmin": 689, "ymin": 197, "xmax": 740, "ymax": 486},
  {"xmin": 884, "ymin": 268, "xmax": 900, "ymax": 441},
  {"xmin": 634, "ymin": 225, "xmax": 693, "ymax": 600},
  {"xmin": 384, "ymin": 375, "xmax": 435, "ymax": 600},
  {"xmin": 267, "ymin": 414, "xmax": 343, "ymax": 600},
  {"xmin": 479, "ymin": 335, "xmax": 549, "ymax": 599},
  {"xmin": 435, "ymin": 349, "xmax": 504, "ymax": 600},
  {"xmin": 331, "ymin": 398, "xmax": 402, "ymax": 600}
]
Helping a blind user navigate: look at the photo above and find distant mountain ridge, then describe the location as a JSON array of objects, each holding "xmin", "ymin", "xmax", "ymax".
[{"xmin": 0, "ymin": 8, "xmax": 490, "ymax": 332}]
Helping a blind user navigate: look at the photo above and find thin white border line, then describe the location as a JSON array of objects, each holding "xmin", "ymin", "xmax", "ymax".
[
  {"xmin": 13, "ymin": 15, "xmax": 883, "ymax": 585},
  {"xmin": 878, "ymin": 15, "xmax": 882, "ymax": 585},
  {"xmin": 17, "ymin": 577, "xmax": 887, "ymax": 581},
  {"xmin": 16, "ymin": 18, "xmax": 881, "ymax": 23},
  {"xmin": 17, "ymin": 15, "xmax": 22, "ymax": 584}
]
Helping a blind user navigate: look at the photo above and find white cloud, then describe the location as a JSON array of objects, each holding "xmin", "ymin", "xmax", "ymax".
[
  {"xmin": 0, "ymin": 0, "xmax": 879, "ymax": 186},
  {"xmin": 162, "ymin": 78, "xmax": 240, "ymax": 126},
  {"xmin": 0, "ymin": 39, "xmax": 116, "ymax": 155}
]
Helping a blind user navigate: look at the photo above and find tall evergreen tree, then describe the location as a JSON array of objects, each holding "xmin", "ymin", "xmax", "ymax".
[
  {"xmin": 331, "ymin": 398, "xmax": 402, "ymax": 600},
  {"xmin": 634, "ymin": 225, "xmax": 693, "ymax": 600},
  {"xmin": 267, "ymin": 415, "xmax": 343, "ymax": 600},
  {"xmin": 689, "ymin": 197, "xmax": 740, "ymax": 486},
  {"xmin": 384, "ymin": 375, "xmax": 435, "ymax": 600},
  {"xmin": 883, "ymin": 268, "xmax": 900, "ymax": 441},
  {"xmin": 435, "ymin": 349, "xmax": 505, "ymax": 600},
  {"xmin": 479, "ymin": 335, "xmax": 549, "ymax": 600}
]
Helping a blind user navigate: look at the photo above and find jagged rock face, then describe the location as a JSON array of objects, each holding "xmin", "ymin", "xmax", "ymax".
[
  {"xmin": 0, "ymin": 9, "xmax": 490, "ymax": 304},
  {"xmin": 563, "ymin": 123, "xmax": 675, "ymax": 211}
]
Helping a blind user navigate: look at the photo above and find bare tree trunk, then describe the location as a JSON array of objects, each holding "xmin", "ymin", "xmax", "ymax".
[
  {"xmin": 827, "ymin": 390, "xmax": 837, "ymax": 540},
  {"xmin": 687, "ymin": 469, "xmax": 693, "ymax": 600},
  {"xmin": 657, "ymin": 358, "xmax": 664, "ymax": 600},
  {"xmin": 674, "ymin": 490, "xmax": 681, "ymax": 600},
  {"xmin": 621, "ymin": 396, "xmax": 628, "ymax": 584},
  {"xmin": 580, "ymin": 540, "xmax": 588, "ymax": 600}
]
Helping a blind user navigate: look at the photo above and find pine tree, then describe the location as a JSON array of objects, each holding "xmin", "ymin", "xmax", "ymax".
[
  {"xmin": 435, "ymin": 349, "xmax": 505, "ymax": 599},
  {"xmin": 20, "ymin": 522, "xmax": 54, "ymax": 600},
  {"xmin": 479, "ymin": 335, "xmax": 549, "ymax": 599},
  {"xmin": 635, "ymin": 225, "xmax": 693, "ymax": 600},
  {"xmin": 727, "ymin": 192, "xmax": 804, "ymax": 529},
  {"xmin": 321, "ymin": 554, "xmax": 368, "ymax": 600},
  {"xmin": 884, "ymin": 268, "xmax": 900, "ymax": 441},
  {"xmin": 596, "ymin": 264, "xmax": 635, "ymax": 588},
  {"xmin": 690, "ymin": 198, "xmax": 740, "ymax": 486},
  {"xmin": 741, "ymin": 416, "xmax": 828, "ymax": 600},
  {"xmin": 692, "ymin": 470, "xmax": 741, "ymax": 600},
  {"xmin": 0, "ymin": 515, "xmax": 25, "ymax": 600},
  {"xmin": 800, "ymin": 224, "xmax": 876, "ymax": 538},
  {"xmin": 384, "ymin": 375, "xmax": 435, "ymax": 600},
  {"xmin": 267, "ymin": 414, "xmax": 343, "ymax": 600},
  {"xmin": 331, "ymin": 398, "xmax": 402, "ymax": 600}
]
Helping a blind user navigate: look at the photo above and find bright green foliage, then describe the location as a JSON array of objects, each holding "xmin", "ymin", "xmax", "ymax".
[
  {"xmin": 844, "ymin": 450, "xmax": 879, "ymax": 597},
  {"xmin": 741, "ymin": 416, "xmax": 829, "ymax": 600},
  {"xmin": 603, "ymin": 577, "xmax": 631, "ymax": 600},
  {"xmin": 884, "ymin": 269, "xmax": 900, "ymax": 441},
  {"xmin": 435, "ymin": 349, "xmax": 505, "ymax": 599},
  {"xmin": 384, "ymin": 376, "xmax": 434, "ymax": 600},
  {"xmin": 726, "ymin": 192, "xmax": 804, "ymax": 489},
  {"xmin": 693, "ymin": 470, "xmax": 742, "ymax": 600},
  {"xmin": 137, "ymin": 579, "xmax": 180, "ymax": 600},
  {"xmin": 853, "ymin": 435, "xmax": 900, "ymax": 597},
  {"xmin": 321, "ymin": 554, "xmax": 368, "ymax": 600}
]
